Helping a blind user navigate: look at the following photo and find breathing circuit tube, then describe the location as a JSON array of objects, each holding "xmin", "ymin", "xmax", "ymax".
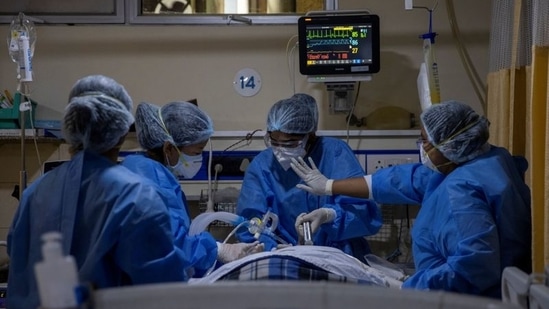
[
  {"xmin": 189, "ymin": 212, "xmax": 245, "ymax": 236},
  {"xmin": 189, "ymin": 210, "xmax": 289, "ymax": 246}
]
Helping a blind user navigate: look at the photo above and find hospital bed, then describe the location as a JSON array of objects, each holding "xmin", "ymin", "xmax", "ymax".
[
  {"xmin": 90, "ymin": 247, "xmax": 520, "ymax": 309},
  {"xmin": 189, "ymin": 246, "xmax": 405, "ymax": 287},
  {"xmin": 501, "ymin": 266, "xmax": 549, "ymax": 309},
  {"xmin": 92, "ymin": 281, "xmax": 519, "ymax": 309}
]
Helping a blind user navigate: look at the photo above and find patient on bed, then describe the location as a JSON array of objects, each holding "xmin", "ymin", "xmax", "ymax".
[{"xmin": 189, "ymin": 245, "xmax": 404, "ymax": 288}]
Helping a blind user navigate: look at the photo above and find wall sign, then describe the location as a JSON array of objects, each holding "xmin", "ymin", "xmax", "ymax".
[{"xmin": 233, "ymin": 68, "xmax": 261, "ymax": 97}]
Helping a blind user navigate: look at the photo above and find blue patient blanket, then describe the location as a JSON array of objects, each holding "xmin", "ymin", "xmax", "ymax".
[
  {"xmin": 190, "ymin": 246, "xmax": 398, "ymax": 287},
  {"xmin": 218, "ymin": 256, "xmax": 370, "ymax": 284}
]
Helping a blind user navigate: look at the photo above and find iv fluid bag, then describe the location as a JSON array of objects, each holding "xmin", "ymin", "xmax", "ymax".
[
  {"xmin": 7, "ymin": 13, "xmax": 36, "ymax": 66},
  {"xmin": 422, "ymin": 38, "xmax": 441, "ymax": 104},
  {"xmin": 417, "ymin": 63, "xmax": 431, "ymax": 111}
]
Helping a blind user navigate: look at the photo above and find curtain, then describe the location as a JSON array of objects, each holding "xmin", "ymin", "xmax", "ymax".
[{"xmin": 487, "ymin": 0, "xmax": 548, "ymax": 273}]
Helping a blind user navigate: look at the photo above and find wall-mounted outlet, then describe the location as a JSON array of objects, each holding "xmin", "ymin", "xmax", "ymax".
[{"xmin": 366, "ymin": 153, "xmax": 419, "ymax": 174}]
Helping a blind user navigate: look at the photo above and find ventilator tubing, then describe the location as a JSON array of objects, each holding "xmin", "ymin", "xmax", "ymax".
[
  {"xmin": 246, "ymin": 211, "xmax": 288, "ymax": 245},
  {"xmin": 188, "ymin": 212, "xmax": 246, "ymax": 236}
]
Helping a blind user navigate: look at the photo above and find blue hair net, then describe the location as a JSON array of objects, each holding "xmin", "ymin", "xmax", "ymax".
[
  {"xmin": 420, "ymin": 100, "xmax": 490, "ymax": 163},
  {"xmin": 266, "ymin": 93, "xmax": 318, "ymax": 134},
  {"xmin": 135, "ymin": 101, "xmax": 213, "ymax": 150},
  {"xmin": 63, "ymin": 75, "xmax": 134, "ymax": 154}
]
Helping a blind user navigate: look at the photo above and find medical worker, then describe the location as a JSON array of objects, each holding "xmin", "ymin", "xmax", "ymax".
[
  {"xmin": 7, "ymin": 75, "xmax": 195, "ymax": 309},
  {"xmin": 290, "ymin": 100, "xmax": 532, "ymax": 298},
  {"xmin": 236, "ymin": 93, "xmax": 382, "ymax": 263},
  {"xmin": 121, "ymin": 101, "xmax": 263, "ymax": 277}
]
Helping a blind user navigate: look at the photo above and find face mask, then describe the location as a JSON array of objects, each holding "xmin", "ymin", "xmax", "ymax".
[
  {"xmin": 420, "ymin": 145, "xmax": 439, "ymax": 172},
  {"xmin": 167, "ymin": 152, "xmax": 203, "ymax": 179},
  {"xmin": 273, "ymin": 146, "xmax": 307, "ymax": 171}
]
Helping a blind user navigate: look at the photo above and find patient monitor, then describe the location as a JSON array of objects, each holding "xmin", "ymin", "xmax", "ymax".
[{"xmin": 298, "ymin": 12, "xmax": 380, "ymax": 113}]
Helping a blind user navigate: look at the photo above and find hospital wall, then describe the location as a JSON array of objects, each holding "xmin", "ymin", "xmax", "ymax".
[{"xmin": 0, "ymin": 0, "xmax": 491, "ymax": 261}]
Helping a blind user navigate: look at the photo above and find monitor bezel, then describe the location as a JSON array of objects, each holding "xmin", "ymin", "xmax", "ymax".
[{"xmin": 298, "ymin": 14, "xmax": 381, "ymax": 77}]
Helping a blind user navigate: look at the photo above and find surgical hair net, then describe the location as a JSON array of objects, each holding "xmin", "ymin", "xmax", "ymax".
[
  {"xmin": 266, "ymin": 93, "xmax": 319, "ymax": 134},
  {"xmin": 63, "ymin": 75, "xmax": 134, "ymax": 154},
  {"xmin": 420, "ymin": 100, "xmax": 490, "ymax": 164},
  {"xmin": 135, "ymin": 101, "xmax": 213, "ymax": 150}
]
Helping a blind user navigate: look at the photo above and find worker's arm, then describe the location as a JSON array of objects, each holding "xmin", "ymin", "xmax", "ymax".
[
  {"xmin": 331, "ymin": 177, "xmax": 370, "ymax": 198},
  {"xmin": 291, "ymin": 157, "xmax": 370, "ymax": 198}
]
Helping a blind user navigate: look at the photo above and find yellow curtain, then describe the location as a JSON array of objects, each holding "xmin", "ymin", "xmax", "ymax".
[
  {"xmin": 487, "ymin": 0, "xmax": 549, "ymax": 273},
  {"xmin": 529, "ymin": 45, "xmax": 549, "ymax": 273}
]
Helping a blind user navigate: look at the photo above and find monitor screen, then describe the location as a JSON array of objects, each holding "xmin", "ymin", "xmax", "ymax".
[{"xmin": 298, "ymin": 14, "xmax": 380, "ymax": 78}]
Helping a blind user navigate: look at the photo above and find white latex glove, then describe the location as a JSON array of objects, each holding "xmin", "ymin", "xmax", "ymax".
[
  {"xmin": 216, "ymin": 241, "xmax": 264, "ymax": 264},
  {"xmin": 290, "ymin": 157, "xmax": 333, "ymax": 195},
  {"xmin": 294, "ymin": 208, "xmax": 337, "ymax": 239}
]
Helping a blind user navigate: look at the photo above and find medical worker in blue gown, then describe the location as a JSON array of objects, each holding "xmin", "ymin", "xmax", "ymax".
[
  {"xmin": 290, "ymin": 100, "xmax": 532, "ymax": 298},
  {"xmin": 236, "ymin": 93, "xmax": 382, "ymax": 263},
  {"xmin": 121, "ymin": 101, "xmax": 262, "ymax": 277},
  {"xmin": 7, "ymin": 75, "xmax": 200, "ymax": 309}
]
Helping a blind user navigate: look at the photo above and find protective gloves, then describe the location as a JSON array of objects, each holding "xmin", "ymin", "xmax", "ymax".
[
  {"xmin": 294, "ymin": 208, "xmax": 337, "ymax": 241},
  {"xmin": 290, "ymin": 157, "xmax": 333, "ymax": 195},
  {"xmin": 216, "ymin": 241, "xmax": 264, "ymax": 264}
]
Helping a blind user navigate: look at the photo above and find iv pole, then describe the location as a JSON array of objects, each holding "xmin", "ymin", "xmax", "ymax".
[
  {"xmin": 19, "ymin": 83, "xmax": 30, "ymax": 200},
  {"xmin": 8, "ymin": 13, "xmax": 36, "ymax": 200}
]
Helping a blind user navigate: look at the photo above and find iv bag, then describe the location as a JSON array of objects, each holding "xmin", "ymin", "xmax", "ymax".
[
  {"xmin": 7, "ymin": 13, "xmax": 36, "ymax": 66},
  {"xmin": 422, "ymin": 38, "xmax": 441, "ymax": 104},
  {"xmin": 417, "ymin": 63, "xmax": 432, "ymax": 111}
]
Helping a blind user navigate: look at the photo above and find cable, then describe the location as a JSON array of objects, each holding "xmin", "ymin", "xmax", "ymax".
[
  {"xmin": 405, "ymin": 204, "xmax": 413, "ymax": 265},
  {"xmin": 446, "ymin": 0, "xmax": 487, "ymax": 112},
  {"xmin": 447, "ymin": 0, "xmax": 486, "ymax": 91},
  {"xmin": 206, "ymin": 140, "xmax": 214, "ymax": 212},
  {"xmin": 385, "ymin": 211, "xmax": 403, "ymax": 263},
  {"xmin": 29, "ymin": 99, "xmax": 43, "ymax": 176},
  {"xmin": 289, "ymin": 44, "xmax": 298, "ymax": 94},
  {"xmin": 285, "ymin": 35, "xmax": 299, "ymax": 94},
  {"xmin": 223, "ymin": 129, "xmax": 262, "ymax": 152},
  {"xmin": 223, "ymin": 220, "xmax": 249, "ymax": 244},
  {"xmin": 345, "ymin": 82, "xmax": 362, "ymax": 144},
  {"xmin": 18, "ymin": 87, "xmax": 43, "ymax": 176},
  {"xmin": 412, "ymin": 0, "xmax": 439, "ymax": 13}
]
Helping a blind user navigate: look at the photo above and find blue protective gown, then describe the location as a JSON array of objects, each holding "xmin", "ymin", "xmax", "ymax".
[
  {"xmin": 371, "ymin": 145, "xmax": 531, "ymax": 298},
  {"xmin": 7, "ymin": 151, "xmax": 193, "ymax": 309},
  {"xmin": 236, "ymin": 137, "xmax": 382, "ymax": 263},
  {"xmin": 121, "ymin": 153, "xmax": 217, "ymax": 276}
]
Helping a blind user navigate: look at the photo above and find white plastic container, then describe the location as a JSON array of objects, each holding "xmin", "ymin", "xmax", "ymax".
[{"xmin": 34, "ymin": 232, "xmax": 79, "ymax": 309}]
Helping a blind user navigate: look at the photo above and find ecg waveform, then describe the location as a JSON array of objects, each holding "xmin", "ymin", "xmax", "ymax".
[
  {"xmin": 304, "ymin": 26, "xmax": 372, "ymax": 66},
  {"xmin": 306, "ymin": 27, "xmax": 368, "ymax": 50},
  {"xmin": 308, "ymin": 39, "xmax": 351, "ymax": 48},
  {"xmin": 306, "ymin": 28, "xmax": 356, "ymax": 39}
]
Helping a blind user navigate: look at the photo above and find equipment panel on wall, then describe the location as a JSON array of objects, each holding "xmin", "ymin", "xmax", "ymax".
[{"xmin": 360, "ymin": 150, "xmax": 420, "ymax": 174}]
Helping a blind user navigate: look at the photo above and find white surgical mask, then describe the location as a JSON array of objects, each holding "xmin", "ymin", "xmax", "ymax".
[
  {"xmin": 273, "ymin": 146, "xmax": 307, "ymax": 171},
  {"xmin": 168, "ymin": 152, "xmax": 203, "ymax": 179},
  {"xmin": 420, "ymin": 145, "xmax": 439, "ymax": 172}
]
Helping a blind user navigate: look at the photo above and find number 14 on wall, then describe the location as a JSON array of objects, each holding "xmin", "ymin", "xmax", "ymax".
[{"xmin": 233, "ymin": 68, "xmax": 262, "ymax": 97}]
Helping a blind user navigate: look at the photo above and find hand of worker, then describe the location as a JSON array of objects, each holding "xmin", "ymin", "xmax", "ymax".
[
  {"xmin": 216, "ymin": 241, "xmax": 264, "ymax": 264},
  {"xmin": 294, "ymin": 208, "xmax": 337, "ymax": 239},
  {"xmin": 290, "ymin": 157, "xmax": 333, "ymax": 196}
]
